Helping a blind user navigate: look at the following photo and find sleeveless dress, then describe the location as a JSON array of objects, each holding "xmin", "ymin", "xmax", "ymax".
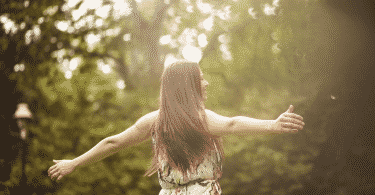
[{"xmin": 152, "ymin": 136, "xmax": 223, "ymax": 195}]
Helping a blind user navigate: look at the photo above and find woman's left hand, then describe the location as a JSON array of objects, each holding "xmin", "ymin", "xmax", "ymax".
[
  {"xmin": 48, "ymin": 159, "xmax": 76, "ymax": 181},
  {"xmin": 273, "ymin": 105, "xmax": 305, "ymax": 133}
]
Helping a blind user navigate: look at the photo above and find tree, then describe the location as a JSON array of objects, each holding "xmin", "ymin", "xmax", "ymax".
[{"xmin": 1, "ymin": 0, "xmax": 344, "ymax": 194}]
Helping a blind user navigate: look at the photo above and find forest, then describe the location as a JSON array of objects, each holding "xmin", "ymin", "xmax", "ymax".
[{"xmin": 1, "ymin": 0, "xmax": 374, "ymax": 194}]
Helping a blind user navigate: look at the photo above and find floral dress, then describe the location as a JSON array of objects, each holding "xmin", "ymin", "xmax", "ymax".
[{"xmin": 153, "ymin": 137, "xmax": 223, "ymax": 195}]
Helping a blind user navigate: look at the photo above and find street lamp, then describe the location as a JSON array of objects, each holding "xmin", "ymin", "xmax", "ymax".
[
  {"xmin": 13, "ymin": 103, "xmax": 33, "ymax": 192},
  {"xmin": 14, "ymin": 103, "xmax": 33, "ymax": 139}
]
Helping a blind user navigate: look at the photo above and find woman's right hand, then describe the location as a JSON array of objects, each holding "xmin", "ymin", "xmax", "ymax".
[{"xmin": 48, "ymin": 159, "xmax": 76, "ymax": 182}]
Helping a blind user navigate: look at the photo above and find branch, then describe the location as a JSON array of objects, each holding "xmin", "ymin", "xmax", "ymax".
[
  {"xmin": 150, "ymin": 0, "xmax": 169, "ymax": 26},
  {"xmin": 150, "ymin": 0, "xmax": 178, "ymax": 30},
  {"xmin": 114, "ymin": 55, "xmax": 136, "ymax": 91},
  {"xmin": 200, "ymin": 14, "xmax": 256, "ymax": 64},
  {"xmin": 199, "ymin": 30, "xmax": 224, "ymax": 64},
  {"xmin": 130, "ymin": 0, "xmax": 147, "ymax": 28},
  {"xmin": 72, "ymin": 46, "xmax": 136, "ymax": 91}
]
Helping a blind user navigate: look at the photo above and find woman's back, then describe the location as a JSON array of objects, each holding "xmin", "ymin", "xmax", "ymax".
[{"xmin": 152, "ymin": 130, "xmax": 222, "ymax": 195}]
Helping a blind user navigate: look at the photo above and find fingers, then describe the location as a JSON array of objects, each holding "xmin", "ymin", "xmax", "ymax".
[
  {"xmin": 281, "ymin": 122, "xmax": 303, "ymax": 130},
  {"xmin": 48, "ymin": 160, "xmax": 62, "ymax": 175},
  {"xmin": 57, "ymin": 175, "xmax": 63, "ymax": 181},
  {"xmin": 281, "ymin": 128, "xmax": 298, "ymax": 133},
  {"xmin": 48, "ymin": 167, "xmax": 58, "ymax": 178},
  {"xmin": 48, "ymin": 162, "xmax": 60, "ymax": 178},
  {"xmin": 48, "ymin": 165, "xmax": 56, "ymax": 175},
  {"xmin": 280, "ymin": 117, "xmax": 305, "ymax": 127},
  {"xmin": 283, "ymin": 113, "xmax": 303, "ymax": 121},
  {"xmin": 287, "ymin": 105, "xmax": 294, "ymax": 113},
  {"xmin": 50, "ymin": 171, "xmax": 59, "ymax": 180}
]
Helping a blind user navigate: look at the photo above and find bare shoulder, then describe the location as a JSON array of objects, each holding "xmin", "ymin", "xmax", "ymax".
[
  {"xmin": 135, "ymin": 109, "xmax": 159, "ymax": 129},
  {"xmin": 204, "ymin": 109, "xmax": 234, "ymax": 136}
]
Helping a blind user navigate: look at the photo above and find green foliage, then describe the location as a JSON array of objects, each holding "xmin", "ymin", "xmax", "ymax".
[{"xmin": 1, "ymin": 0, "xmax": 328, "ymax": 194}]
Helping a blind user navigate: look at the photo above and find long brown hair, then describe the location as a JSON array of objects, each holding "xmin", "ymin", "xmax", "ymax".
[{"xmin": 144, "ymin": 61, "xmax": 224, "ymax": 178}]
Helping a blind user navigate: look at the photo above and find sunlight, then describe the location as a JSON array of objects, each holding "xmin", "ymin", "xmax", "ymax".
[
  {"xmin": 69, "ymin": 0, "xmax": 103, "ymax": 21},
  {"xmin": 65, "ymin": 0, "xmax": 81, "ymax": 9},
  {"xmin": 264, "ymin": 4, "xmax": 276, "ymax": 15},
  {"xmin": 97, "ymin": 60, "xmax": 112, "ymax": 74},
  {"xmin": 1, "ymin": 15, "xmax": 18, "ymax": 34},
  {"xmin": 24, "ymin": 25, "xmax": 41, "ymax": 45},
  {"xmin": 14, "ymin": 64, "xmax": 19, "ymax": 72},
  {"xmin": 19, "ymin": 64, "xmax": 25, "ymax": 71},
  {"xmin": 248, "ymin": 7, "xmax": 257, "ymax": 19},
  {"xmin": 43, "ymin": 5, "xmax": 58, "ymax": 16},
  {"xmin": 25, "ymin": 30, "xmax": 32, "ymax": 45},
  {"xmin": 272, "ymin": 43, "xmax": 281, "ymax": 54},
  {"xmin": 160, "ymin": 35, "xmax": 172, "ymax": 45},
  {"xmin": 197, "ymin": 0, "xmax": 213, "ymax": 14},
  {"xmin": 52, "ymin": 49, "xmax": 67, "ymax": 59},
  {"xmin": 202, "ymin": 16, "xmax": 214, "ymax": 31},
  {"xmin": 55, "ymin": 21, "xmax": 70, "ymax": 32},
  {"xmin": 218, "ymin": 34, "xmax": 228, "ymax": 44},
  {"xmin": 105, "ymin": 27, "xmax": 121, "ymax": 37},
  {"xmin": 95, "ymin": 5, "xmax": 111, "ymax": 18},
  {"xmin": 175, "ymin": 16, "xmax": 181, "ymax": 23},
  {"xmin": 198, "ymin": 33, "xmax": 208, "ymax": 47},
  {"xmin": 116, "ymin": 80, "xmax": 126, "ymax": 90},
  {"xmin": 220, "ymin": 44, "xmax": 232, "ymax": 61},
  {"xmin": 24, "ymin": 0, "xmax": 29, "ymax": 7},
  {"xmin": 74, "ymin": 18, "xmax": 85, "ymax": 29},
  {"xmin": 72, "ymin": 9, "xmax": 84, "ymax": 21},
  {"xmin": 63, "ymin": 59, "xmax": 70, "ymax": 71},
  {"xmin": 218, "ymin": 5, "xmax": 231, "ymax": 20},
  {"xmin": 33, "ymin": 25, "xmax": 41, "ymax": 39},
  {"xmin": 70, "ymin": 39, "xmax": 80, "ymax": 48},
  {"xmin": 187, "ymin": 5, "xmax": 194, "ymax": 13},
  {"xmin": 85, "ymin": 0, "xmax": 102, "ymax": 10},
  {"xmin": 220, "ymin": 44, "xmax": 228, "ymax": 53},
  {"xmin": 14, "ymin": 64, "xmax": 25, "ymax": 72},
  {"xmin": 0, "ymin": 15, "xmax": 6, "ymax": 23},
  {"xmin": 95, "ymin": 18, "xmax": 103, "ymax": 27},
  {"xmin": 182, "ymin": 45, "xmax": 202, "ymax": 63},
  {"xmin": 65, "ymin": 71, "xmax": 73, "ymax": 79},
  {"xmin": 69, "ymin": 57, "xmax": 81, "ymax": 71},
  {"xmin": 112, "ymin": 0, "xmax": 132, "ymax": 19},
  {"xmin": 102, "ymin": 65, "xmax": 111, "ymax": 74},
  {"xmin": 38, "ymin": 17, "xmax": 44, "ymax": 24},
  {"xmin": 167, "ymin": 7, "xmax": 174, "ymax": 17},
  {"xmin": 164, "ymin": 53, "xmax": 180, "ymax": 68},
  {"xmin": 4, "ymin": 20, "xmax": 18, "ymax": 34},
  {"xmin": 85, "ymin": 33, "xmax": 101, "ymax": 51},
  {"xmin": 123, "ymin": 33, "xmax": 131, "ymax": 41},
  {"xmin": 273, "ymin": 0, "xmax": 280, "ymax": 7},
  {"xmin": 178, "ymin": 28, "xmax": 197, "ymax": 45},
  {"xmin": 20, "ymin": 22, "xmax": 25, "ymax": 29}
]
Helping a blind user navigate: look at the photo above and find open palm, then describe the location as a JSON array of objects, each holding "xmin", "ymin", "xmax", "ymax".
[
  {"xmin": 48, "ymin": 160, "xmax": 75, "ymax": 181},
  {"xmin": 273, "ymin": 105, "xmax": 305, "ymax": 133}
]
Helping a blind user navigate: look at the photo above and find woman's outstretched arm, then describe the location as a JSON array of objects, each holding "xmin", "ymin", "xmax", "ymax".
[
  {"xmin": 205, "ymin": 105, "xmax": 304, "ymax": 137},
  {"xmin": 48, "ymin": 110, "xmax": 158, "ymax": 181}
]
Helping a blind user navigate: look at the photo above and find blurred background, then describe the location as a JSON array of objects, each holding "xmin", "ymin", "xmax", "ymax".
[{"xmin": 1, "ymin": 0, "xmax": 374, "ymax": 194}]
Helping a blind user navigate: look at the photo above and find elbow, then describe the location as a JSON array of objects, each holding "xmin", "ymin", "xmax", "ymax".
[
  {"xmin": 227, "ymin": 117, "xmax": 237, "ymax": 132},
  {"xmin": 104, "ymin": 137, "xmax": 120, "ymax": 151}
]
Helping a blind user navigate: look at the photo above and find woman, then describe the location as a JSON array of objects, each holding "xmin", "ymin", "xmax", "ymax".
[{"xmin": 48, "ymin": 61, "xmax": 305, "ymax": 194}]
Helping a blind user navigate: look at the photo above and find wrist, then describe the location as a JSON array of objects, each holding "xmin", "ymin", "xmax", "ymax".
[
  {"xmin": 71, "ymin": 158, "xmax": 81, "ymax": 169},
  {"xmin": 267, "ymin": 120, "xmax": 276, "ymax": 131}
]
